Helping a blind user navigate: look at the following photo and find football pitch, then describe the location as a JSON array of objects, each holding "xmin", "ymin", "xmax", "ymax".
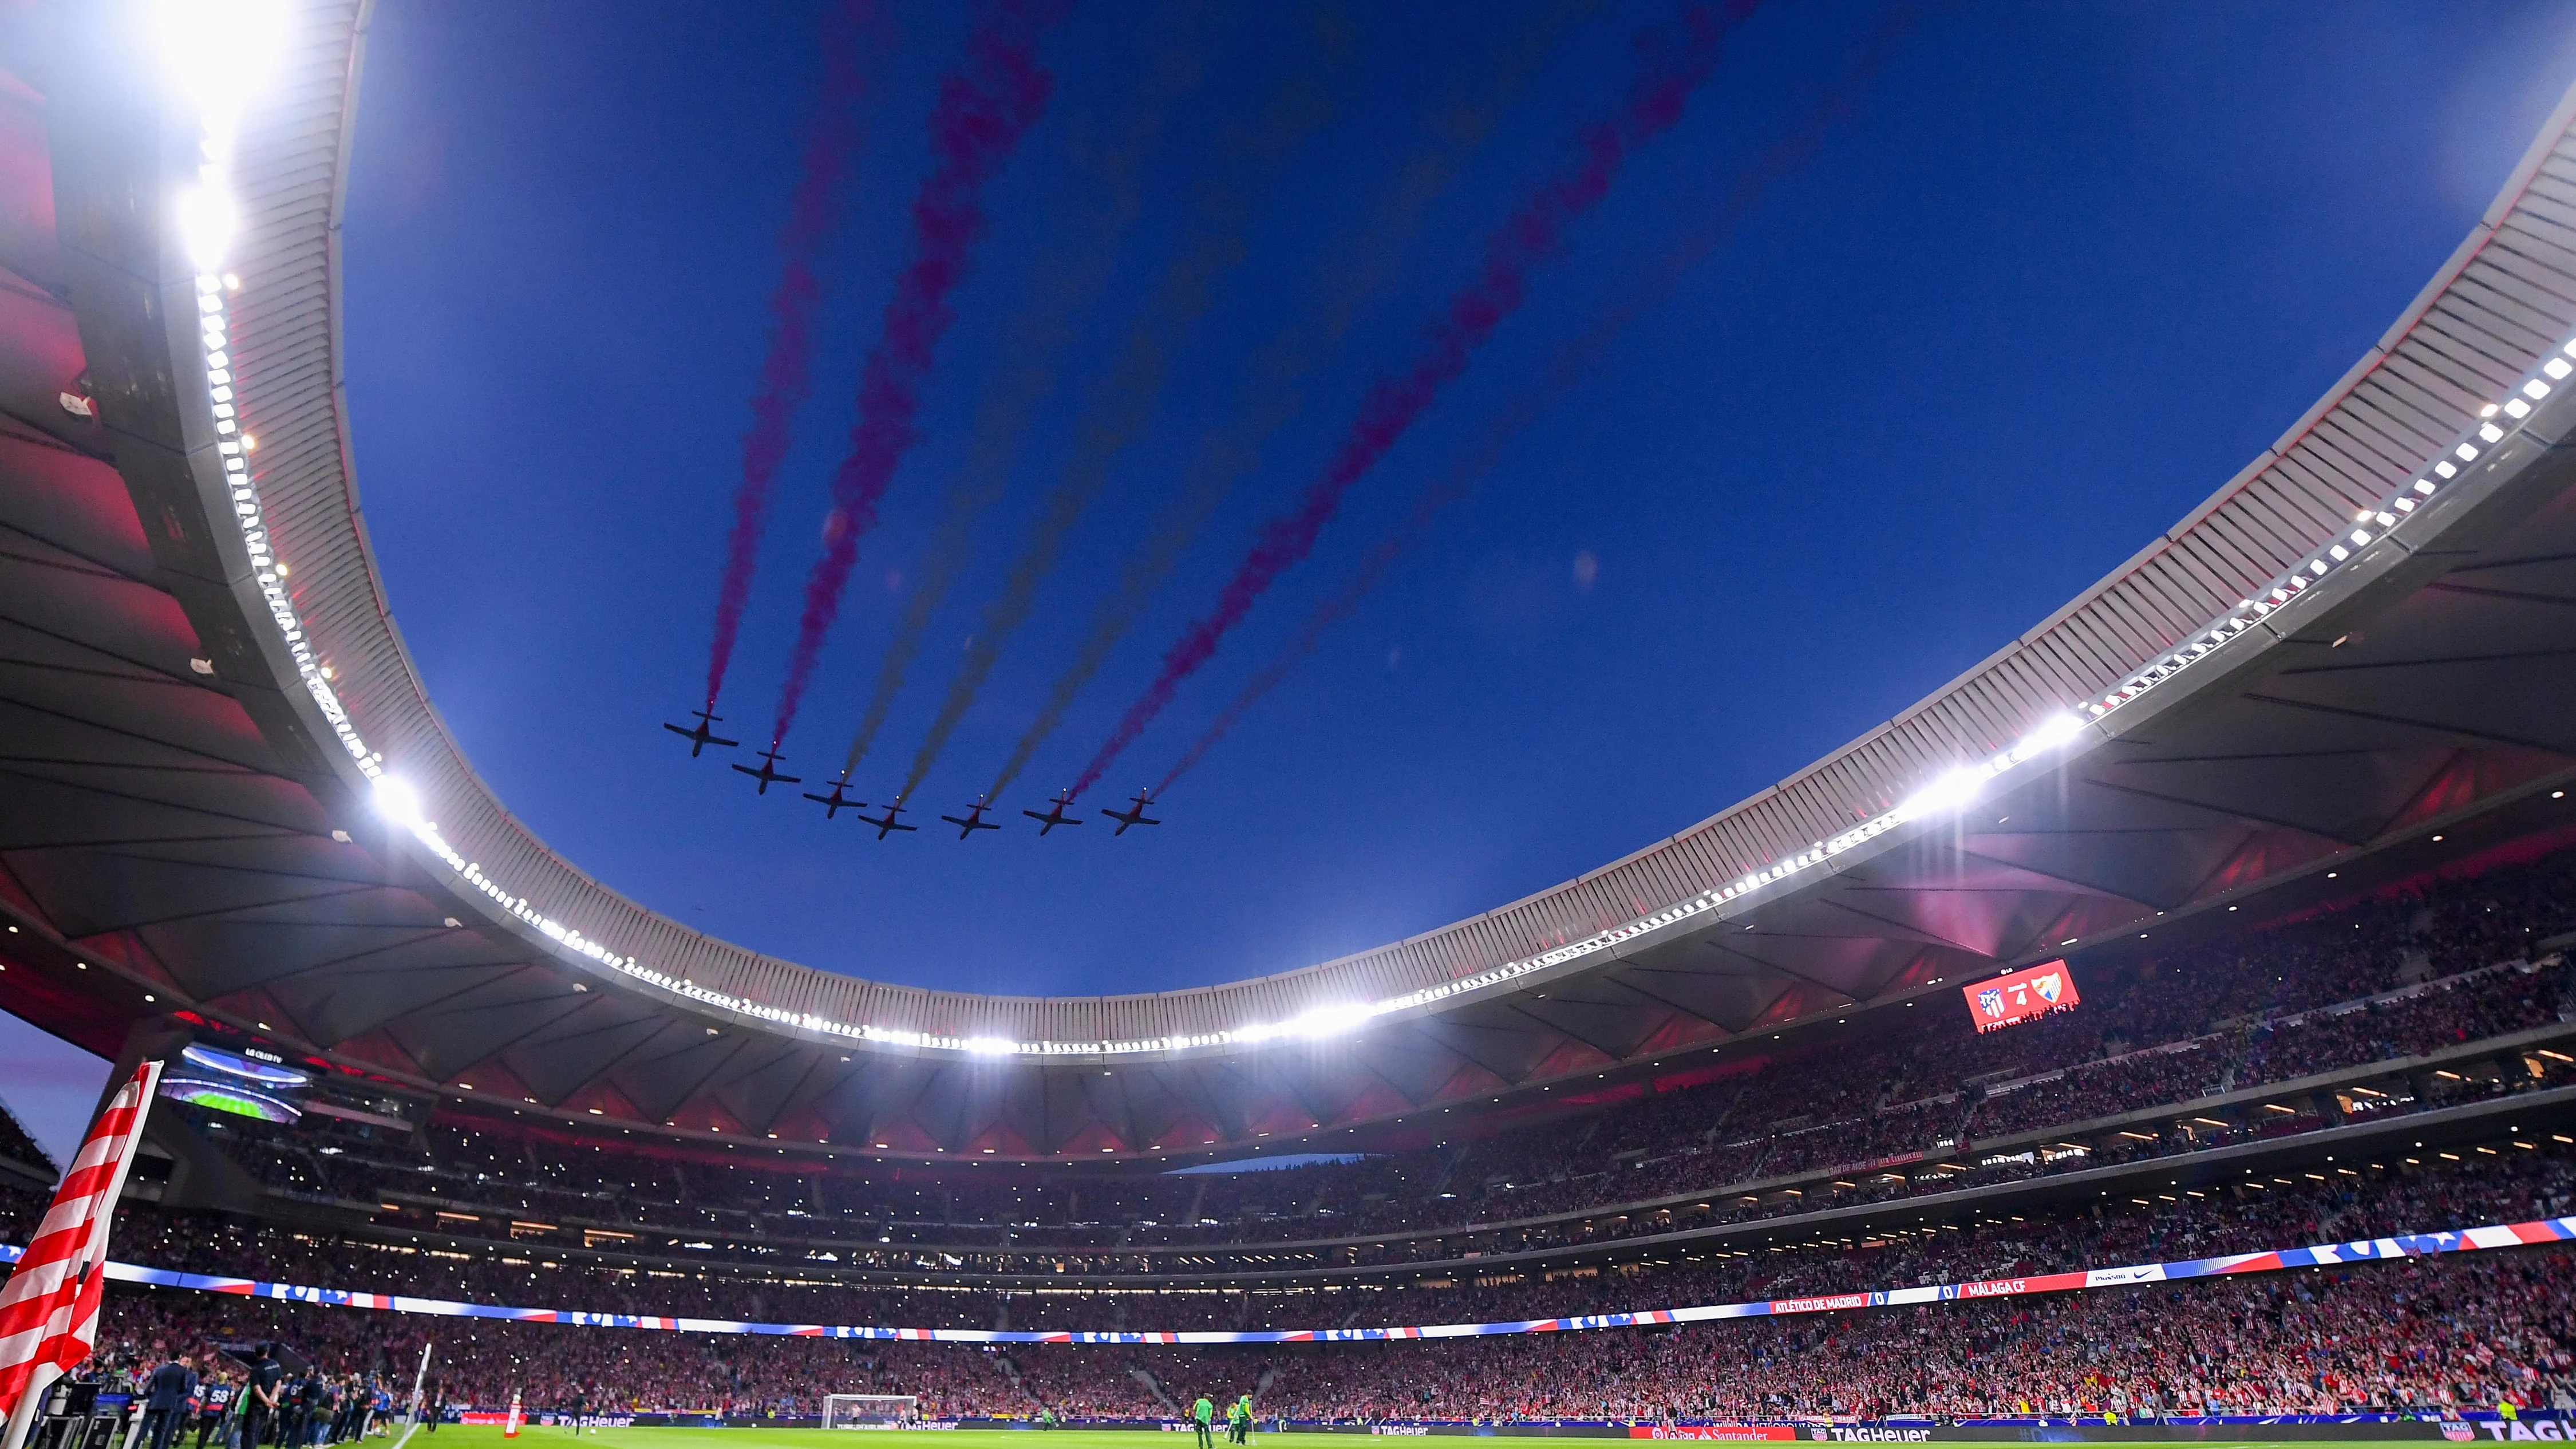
[{"xmin": 388, "ymin": 1429, "xmax": 2443, "ymax": 1449}]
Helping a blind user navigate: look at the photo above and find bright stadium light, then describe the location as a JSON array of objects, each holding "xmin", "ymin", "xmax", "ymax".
[
  {"xmin": 174, "ymin": 187, "xmax": 234, "ymax": 270},
  {"xmin": 372, "ymin": 774, "xmax": 425, "ymax": 830},
  {"xmin": 153, "ymin": 0, "xmax": 290, "ymax": 116},
  {"xmin": 2024, "ymin": 712, "xmax": 2085, "ymax": 752},
  {"xmin": 1898, "ymin": 767, "xmax": 1985, "ymax": 823},
  {"xmin": 1284, "ymin": 1002, "xmax": 1376, "ymax": 1039}
]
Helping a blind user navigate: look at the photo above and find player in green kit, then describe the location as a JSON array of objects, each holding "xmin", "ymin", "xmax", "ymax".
[
  {"xmin": 1193, "ymin": 1394, "xmax": 1214, "ymax": 1449},
  {"xmin": 1231, "ymin": 1393, "xmax": 1254, "ymax": 1444}
]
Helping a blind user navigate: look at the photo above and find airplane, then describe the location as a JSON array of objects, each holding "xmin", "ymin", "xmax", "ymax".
[
  {"xmin": 938, "ymin": 801, "xmax": 1002, "ymax": 839},
  {"xmin": 1022, "ymin": 793, "xmax": 1084, "ymax": 836},
  {"xmin": 1099, "ymin": 789, "xmax": 1162, "ymax": 836},
  {"xmin": 662, "ymin": 708, "xmax": 739, "ymax": 757},
  {"xmin": 854, "ymin": 801, "xmax": 918, "ymax": 840},
  {"xmin": 803, "ymin": 775, "xmax": 866, "ymax": 820},
  {"xmin": 730, "ymin": 747, "xmax": 801, "ymax": 795}
]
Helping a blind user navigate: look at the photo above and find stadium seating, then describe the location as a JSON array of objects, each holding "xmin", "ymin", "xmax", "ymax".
[
  {"xmin": 25, "ymin": 850, "xmax": 2576, "ymax": 1423},
  {"xmin": 72, "ymin": 852, "xmax": 2568, "ymax": 1285}
]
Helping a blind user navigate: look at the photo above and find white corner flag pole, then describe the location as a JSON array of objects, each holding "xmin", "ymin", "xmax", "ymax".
[{"xmin": 386, "ymin": 1342, "xmax": 434, "ymax": 1449}]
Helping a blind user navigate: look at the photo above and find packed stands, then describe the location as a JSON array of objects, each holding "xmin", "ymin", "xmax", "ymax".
[
  {"xmin": 83, "ymin": 1222, "xmax": 2576, "ymax": 1417},
  {"xmin": 69, "ymin": 1117, "xmax": 2576, "ymax": 1336},
  {"xmin": 73, "ymin": 851, "xmax": 2569, "ymax": 1287},
  {"xmin": 19, "ymin": 850, "xmax": 2576, "ymax": 1424}
]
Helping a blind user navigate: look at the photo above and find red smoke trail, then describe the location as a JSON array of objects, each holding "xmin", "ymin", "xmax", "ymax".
[
  {"xmin": 701, "ymin": 0, "xmax": 873, "ymax": 714},
  {"xmin": 1153, "ymin": 8, "xmax": 1914, "ymax": 795},
  {"xmin": 1068, "ymin": 0, "xmax": 1759, "ymax": 799},
  {"xmin": 767, "ymin": 0, "xmax": 1066, "ymax": 749},
  {"xmin": 982, "ymin": 0, "xmax": 1590, "ymax": 800}
]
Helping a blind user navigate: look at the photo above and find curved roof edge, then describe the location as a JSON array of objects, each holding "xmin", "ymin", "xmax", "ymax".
[{"xmin": 168, "ymin": 2, "xmax": 2576, "ymax": 1056}]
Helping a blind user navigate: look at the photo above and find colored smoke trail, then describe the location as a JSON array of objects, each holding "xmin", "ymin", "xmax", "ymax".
[
  {"xmin": 1155, "ymin": 9, "xmax": 1916, "ymax": 795},
  {"xmin": 1068, "ymin": 0, "xmax": 1761, "ymax": 800},
  {"xmin": 767, "ymin": 0, "xmax": 1065, "ymax": 749},
  {"xmin": 837, "ymin": 37, "xmax": 1212, "ymax": 780},
  {"xmin": 700, "ymin": 0, "xmax": 873, "ymax": 714},
  {"xmin": 982, "ymin": 0, "xmax": 1596, "ymax": 801},
  {"xmin": 896, "ymin": 21, "xmax": 1358, "ymax": 803}
]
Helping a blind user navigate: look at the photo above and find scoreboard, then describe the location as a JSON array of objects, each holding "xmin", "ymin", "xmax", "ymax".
[{"xmin": 1961, "ymin": 960, "xmax": 2080, "ymax": 1033}]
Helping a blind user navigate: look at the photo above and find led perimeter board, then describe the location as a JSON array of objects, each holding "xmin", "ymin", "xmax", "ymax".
[{"xmin": 1962, "ymin": 960, "xmax": 2079, "ymax": 1034}]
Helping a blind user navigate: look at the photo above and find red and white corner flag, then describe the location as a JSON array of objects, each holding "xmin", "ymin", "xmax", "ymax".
[{"xmin": 0, "ymin": 1060, "xmax": 163, "ymax": 1449}]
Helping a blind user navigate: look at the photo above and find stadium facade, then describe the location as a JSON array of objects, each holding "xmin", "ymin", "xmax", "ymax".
[{"xmin": 5, "ymin": 7, "xmax": 2576, "ymax": 1420}]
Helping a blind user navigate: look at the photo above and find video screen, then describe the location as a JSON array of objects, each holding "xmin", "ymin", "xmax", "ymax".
[
  {"xmin": 158, "ymin": 1043, "xmax": 311, "ymax": 1123},
  {"xmin": 1961, "ymin": 960, "xmax": 2079, "ymax": 1034}
]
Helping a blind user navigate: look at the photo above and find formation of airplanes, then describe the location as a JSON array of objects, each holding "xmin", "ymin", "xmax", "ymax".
[{"xmin": 664, "ymin": 714, "xmax": 1167, "ymax": 837}]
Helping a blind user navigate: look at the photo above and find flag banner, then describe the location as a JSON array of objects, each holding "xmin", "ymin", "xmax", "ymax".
[
  {"xmin": 1, "ymin": 1206, "xmax": 2568, "ymax": 1345},
  {"xmin": 0, "ymin": 1060, "xmax": 163, "ymax": 1439}
]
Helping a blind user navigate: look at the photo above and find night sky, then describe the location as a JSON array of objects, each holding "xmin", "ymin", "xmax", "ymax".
[{"xmin": 336, "ymin": 0, "xmax": 2576, "ymax": 1001}]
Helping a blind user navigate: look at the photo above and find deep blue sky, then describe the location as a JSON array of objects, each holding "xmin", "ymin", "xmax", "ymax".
[{"xmin": 335, "ymin": 0, "xmax": 2576, "ymax": 1001}]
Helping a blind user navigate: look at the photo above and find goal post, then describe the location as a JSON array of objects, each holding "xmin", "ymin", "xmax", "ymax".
[{"xmin": 822, "ymin": 1396, "xmax": 922, "ymax": 1430}]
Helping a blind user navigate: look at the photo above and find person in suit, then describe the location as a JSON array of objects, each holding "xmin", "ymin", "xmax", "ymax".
[{"xmin": 141, "ymin": 1356, "xmax": 199, "ymax": 1449}]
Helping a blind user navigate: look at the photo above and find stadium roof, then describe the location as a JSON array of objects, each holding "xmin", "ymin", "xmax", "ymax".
[{"xmin": 2, "ymin": 1, "xmax": 2575, "ymax": 1162}]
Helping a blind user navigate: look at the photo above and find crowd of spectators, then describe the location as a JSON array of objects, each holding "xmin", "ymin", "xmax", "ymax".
[
  {"xmin": 169, "ymin": 959, "xmax": 2572, "ymax": 1280},
  {"xmin": 10, "ymin": 852, "xmax": 2575, "ymax": 1426},
  {"xmin": 160, "ymin": 853, "xmax": 2571, "ymax": 1276},
  {"xmin": 66, "ymin": 1125, "xmax": 2576, "ymax": 1341},
  {"xmin": 85, "ymin": 1233, "xmax": 2576, "ymax": 1420},
  {"xmin": 6, "ymin": 855, "xmax": 2569, "ymax": 1307},
  {"xmin": 1246, "ymin": 1249, "xmax": 2576, "ymax": 1422}
]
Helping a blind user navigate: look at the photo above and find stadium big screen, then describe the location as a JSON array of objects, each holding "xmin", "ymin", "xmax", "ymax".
[{"xmin": 1960, "ymin": 960, "xmax": 2079, "ymax": 1033}]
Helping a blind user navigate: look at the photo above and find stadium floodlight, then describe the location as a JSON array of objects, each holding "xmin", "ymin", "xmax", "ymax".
[
  {"xmin": 821, "ymin": 1396, "xmax": 919, "ymax": 1430},
  {"xmin": 959, "ymin": 1037, "xmax": 1018, "ymax": 1057},
  {"xmin": 1897, "ymin": 766, "xmax": 1985, "ymax": 823},
  {"xmin": 372, "ymin": 774, "xmax": 425, "ymax": 830},
  {"xmin": 1286, "ymin": 1001, "xmax": 1376, "ymax": 1038},
  {"xmin": 154, "ymin": 0, "xmax": 291, "ymax": 116},
  {"xmin": 2021, "ymin": 711, "xmax": 2085, "ymax": 753},
  {"xmin": 174, "ymin": 187, "xmax": 234, "ymax": 270}
]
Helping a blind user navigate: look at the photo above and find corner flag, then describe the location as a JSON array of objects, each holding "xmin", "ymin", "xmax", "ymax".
[{"xmin": 0, "ymin": 1060, "xmax": 165, "ymax": 1449}]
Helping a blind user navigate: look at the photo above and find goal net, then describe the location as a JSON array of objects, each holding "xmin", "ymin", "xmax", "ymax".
[{"xmin": 823, "ymin": 1396, "xmax": 922, "ymax": 1430}]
